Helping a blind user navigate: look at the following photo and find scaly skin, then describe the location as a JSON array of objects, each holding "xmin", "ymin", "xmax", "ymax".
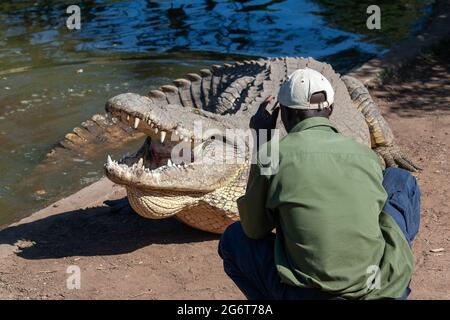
[
  {"xmin": 101, "ymin": 57, "xmax": 419, "ymax": 234},
  {"xmin": 341, "ymin": 75, "xmax": 421, "ymax": 171}
]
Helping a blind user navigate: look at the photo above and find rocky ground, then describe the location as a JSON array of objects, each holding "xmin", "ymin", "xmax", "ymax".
[{"xmin": 0, "ymin": 43, "xmax": 448, "ymax": 300}]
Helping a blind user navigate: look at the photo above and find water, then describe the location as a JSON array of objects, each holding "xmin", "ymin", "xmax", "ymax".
[{"xmin": 0, "ymin": 0, "xmax": 433, "ymax": 226}]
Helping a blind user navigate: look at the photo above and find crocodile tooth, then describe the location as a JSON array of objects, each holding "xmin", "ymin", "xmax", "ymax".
[
  {"xmin": 175, "ymin": 130, "xmax": 179, "ymax": 136},
  {"xmin": 183, "ymin": 137, "xmax": 189, "ymax": 142},
  {"xmin": 167, "ymin": 159, "xmax": 173, "ymax": 166},
  {"xmin": 138, "ymin": 158, "xmax": 143, "ymax": 168},
  {"xmin": 154, "ymin": 127, "xmax": 158, "ymax": 134},
  {"xmin": 107, "ymin": 155, "xmax": 112, "ymax": 166},
  {"xmin": 134, "ymin": 117, "xmax": 140, "ymax": 129},
  {"xmin": 126, "ymin": 115, "xmax": 130, "ymax": 121},
  {"xmin": 160, "ymin": 131, "xmax": 166, "ymax": 143}
]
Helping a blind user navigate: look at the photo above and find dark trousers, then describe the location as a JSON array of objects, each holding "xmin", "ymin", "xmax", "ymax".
[{"xmin": 218, "ymin": 168, "xmax": 421, "ymax": 300}]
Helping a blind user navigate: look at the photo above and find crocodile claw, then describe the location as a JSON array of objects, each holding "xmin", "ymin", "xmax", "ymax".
[{"xmin": 374, "ymin": 145, "xmax": 422, "ymax": 172}]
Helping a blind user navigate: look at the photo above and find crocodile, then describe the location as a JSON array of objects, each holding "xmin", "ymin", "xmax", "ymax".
[{"xmin": 102, "ymin": 57, "xmax": 420, "ymax": 234}]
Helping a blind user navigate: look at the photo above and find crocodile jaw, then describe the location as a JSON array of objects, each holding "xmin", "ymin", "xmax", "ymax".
[
  {"xmin": 104, "ymin": 144, "xmax": 241, "ymax": 193},
  {"xmin": 103, "ymin": 138, "xmax": 242, "ymax": 219},
  {"xmin": 103, "ymin": 93, "xmax": 244, "ymax": 218}
]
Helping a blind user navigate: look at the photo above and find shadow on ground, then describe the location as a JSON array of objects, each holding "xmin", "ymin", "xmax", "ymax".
[
  {"xmin": 0, "ymin": 198, "xmax": 217, "ymax": 260},
  {"xmin": 375, "ymin": 37, "xmax": 450, "ymax": 117}
]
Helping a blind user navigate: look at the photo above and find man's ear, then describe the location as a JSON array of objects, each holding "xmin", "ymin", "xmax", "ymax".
[{"xmin": 328, "ymin": 104, "xmax": 334, "ymax": 116}]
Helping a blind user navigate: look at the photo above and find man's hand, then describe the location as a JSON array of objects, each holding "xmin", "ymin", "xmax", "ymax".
[
  {"xmin": 249, "ymin": 96, "xmax": 280, "ymax": 131},
  {"xmin": 250, "ymin": 96, "xmax": 280, "ymax": 149}
]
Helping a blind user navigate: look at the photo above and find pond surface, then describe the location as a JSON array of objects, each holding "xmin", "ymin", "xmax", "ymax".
[{"xmin": 0, "ymin": 0, "xmax": 433, "ymax": 226}]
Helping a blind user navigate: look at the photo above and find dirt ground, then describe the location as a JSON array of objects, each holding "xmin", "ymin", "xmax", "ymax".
[
  {"xmin": 371, "ymin": 46, "xmax": 450, "ymax": 299},
  {"xmin": 0, "ymin": 47, "xmax": 449, "ymax": 300}
]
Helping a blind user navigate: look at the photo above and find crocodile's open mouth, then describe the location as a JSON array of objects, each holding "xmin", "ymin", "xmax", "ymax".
[{"xmin": 103, "ymin": 93, "xmax": 243, "ymax": 194}]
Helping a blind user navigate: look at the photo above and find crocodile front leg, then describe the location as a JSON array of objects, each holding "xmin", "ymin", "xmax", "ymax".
[{"xmin": 341, "ymin": 75, "xmax": 421, "ymax": 172}]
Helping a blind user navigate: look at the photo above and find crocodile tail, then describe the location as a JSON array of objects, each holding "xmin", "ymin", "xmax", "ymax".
[
  {"xmin": 341, "ymin": 75, "xmax": 421, "ymax": 171},
  {"xmin": 341, "ymin": 75, "xmax": 395, "ymax": 148}
]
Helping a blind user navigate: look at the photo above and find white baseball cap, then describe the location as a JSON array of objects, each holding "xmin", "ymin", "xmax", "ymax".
[{"xmin": 278, "ymin": 68, "xmax": 334, "ymax": 110}]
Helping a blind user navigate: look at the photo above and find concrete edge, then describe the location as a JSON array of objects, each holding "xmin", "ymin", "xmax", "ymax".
[{"xmin": 7, "ymin": 177, "xmax": 125, "ymax": 228}]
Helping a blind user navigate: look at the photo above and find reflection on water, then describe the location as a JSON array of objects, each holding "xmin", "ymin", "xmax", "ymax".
[{"xmin": 0, "ymin": 0, "xmax": 432, "ymax": 225}]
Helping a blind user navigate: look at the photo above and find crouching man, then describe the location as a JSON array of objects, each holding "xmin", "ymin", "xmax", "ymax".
[{"xmin": 218, "ymin": 68, "xmax": 420, "ymax": 300}]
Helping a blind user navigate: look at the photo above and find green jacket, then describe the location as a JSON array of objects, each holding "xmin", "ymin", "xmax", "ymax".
[{"xmin": 237, "ymin": 117, "xmax": 413, "ymax": 299}]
